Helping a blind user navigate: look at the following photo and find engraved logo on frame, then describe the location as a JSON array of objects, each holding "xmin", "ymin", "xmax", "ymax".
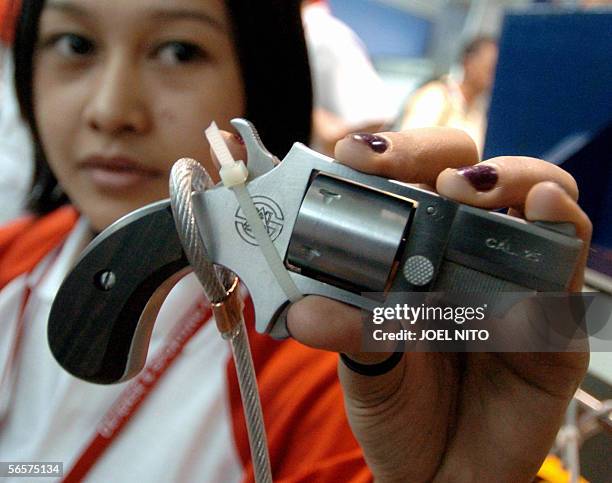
[{"xmin": 235, "ymin": 196, "xmax": 285, "ymax": 246}]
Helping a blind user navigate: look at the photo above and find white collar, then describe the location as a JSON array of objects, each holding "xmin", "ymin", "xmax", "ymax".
[{"xmin": 31, "ymin": 217, "xmax": 93, "ymax": 302}]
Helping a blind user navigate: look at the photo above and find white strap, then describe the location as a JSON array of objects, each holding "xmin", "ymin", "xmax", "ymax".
[{"xmin": 231, "ymin": 184, "xmax": 302, "ymax": 303}]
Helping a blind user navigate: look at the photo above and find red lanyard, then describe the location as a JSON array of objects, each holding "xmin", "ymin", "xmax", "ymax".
[
  {"xmin": 62, "ymin": 297, "xmax": 213, "ymax": 483},
  {"xmin": 0, "ymin": 285, "xmax": 31, "ymax": 425},
  {"xmin": 0, "ymin": 248, "xmax": 61, "ymax": 427}
]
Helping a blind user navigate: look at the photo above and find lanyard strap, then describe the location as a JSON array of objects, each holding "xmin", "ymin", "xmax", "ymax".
[
  {"xmin": 0, "ymin": 286, "xmax": 31, "ymax": 425},
  {"xmin": 62, "ymin": 297, "xmax": 213, "ymax": 483},
  {"xmin": 0, "ymin": 248, "xmax": 62, "ymax": 426}
]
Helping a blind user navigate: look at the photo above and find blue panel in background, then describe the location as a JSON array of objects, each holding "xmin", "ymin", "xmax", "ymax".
[
  {"xmin": 485, "ymin": 9, "xmax": 612, "ymax": 160},
  {"xmin": 328, "ymin": 0, "xmax": 431, "ymax": 58},
  {"xmin": 484, "ymin": 9, "xmax": 612, "ymax": 272}
]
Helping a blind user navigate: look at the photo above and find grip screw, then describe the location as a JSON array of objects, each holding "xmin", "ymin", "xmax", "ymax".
[{"xmin": 95, "ymin": 270, "xmax": 116, "ymax": 291}]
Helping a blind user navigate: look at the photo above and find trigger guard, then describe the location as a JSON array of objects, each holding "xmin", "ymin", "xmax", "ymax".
[{"xmin": 120, "ymin": 267, "xmax": 193, "ymax": 382}]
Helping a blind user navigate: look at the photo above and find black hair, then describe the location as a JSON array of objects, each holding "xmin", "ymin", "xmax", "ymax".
[
  {"xmin": 13, "ymin": 0, "xmax": 313, "ymax": 215},
  {"xmin": 461, "ymin": 35, "xmax": 497, "ymax": 63}
]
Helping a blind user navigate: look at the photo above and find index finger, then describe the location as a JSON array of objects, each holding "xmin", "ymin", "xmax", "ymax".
[{"xmin": 334, "ymin": 127, "xmax": 479, "ymax": 186}]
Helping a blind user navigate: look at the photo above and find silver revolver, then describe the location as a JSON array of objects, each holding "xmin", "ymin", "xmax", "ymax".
[{"xmin": 48, "ymin": 119, "xmax": 583, "ymax": 383}]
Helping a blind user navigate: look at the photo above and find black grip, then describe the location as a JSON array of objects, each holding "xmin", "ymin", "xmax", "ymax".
[{"xmin": 48, "ymin": 200, "xmax": 189, "ymax": 384}]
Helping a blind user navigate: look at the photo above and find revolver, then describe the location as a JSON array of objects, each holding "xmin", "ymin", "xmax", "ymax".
[{"xmin": 48, "ymin": 119, "xmax": 583, "ymax": 383}]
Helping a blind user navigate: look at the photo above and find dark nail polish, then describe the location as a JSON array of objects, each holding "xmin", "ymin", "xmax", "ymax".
[
  {"xmin": 351, "ymin": 133, "xmax": 388, "ymax": 154},
  {"xmin": 457, "ymin": 165, "xmax": 498, "ymax": 191},
  {"xmin": 233, "ymin": 133, "xmax": 244, "ymax": 145}
]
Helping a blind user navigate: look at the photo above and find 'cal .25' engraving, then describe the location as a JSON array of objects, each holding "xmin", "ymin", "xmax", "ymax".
[{"xmin": 485, "ymin": 238, "xmax": 542, "ymax": 263}]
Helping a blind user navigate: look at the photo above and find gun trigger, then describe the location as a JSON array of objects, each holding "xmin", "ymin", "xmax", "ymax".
[{"xmin": 230, "ymin": 118, "xmax": 277, "ymax": 180}]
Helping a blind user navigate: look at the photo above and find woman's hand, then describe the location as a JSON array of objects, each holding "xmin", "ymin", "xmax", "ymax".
[
  {"xmin": 213, "ymin": 127, "xmax": 591, "ymax": 482},
  {"xmin": 285, "ymin": 128, "xmax": 592, "ymax": 482}
]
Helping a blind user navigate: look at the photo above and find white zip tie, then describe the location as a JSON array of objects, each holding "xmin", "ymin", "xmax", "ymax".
[
  {"xmin": 205, "ymin": 123, "xmax": 302, "ymax": 303},
  {"xmin": 206, "ymin": 121, "xmax": 237, "ymax": 168}
]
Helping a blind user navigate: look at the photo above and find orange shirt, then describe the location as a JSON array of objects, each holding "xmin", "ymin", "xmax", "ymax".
[{"xmin": 0, "ymin": 0, "xmax": 19, "ymax": 45}]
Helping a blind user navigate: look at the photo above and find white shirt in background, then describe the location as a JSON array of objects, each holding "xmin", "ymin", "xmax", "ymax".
[
  {"xmin": 0, "ymin": 49, "xmax": 33, "ymax": 224},
  {"xmin": 302, "ymin": 3, "xmax": 394, "ymax": 128}
]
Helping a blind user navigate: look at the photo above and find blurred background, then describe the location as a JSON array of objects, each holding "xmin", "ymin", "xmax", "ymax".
[
  {"xmin": 326, "ymin": 0, "xmax": 610, "ymax": 125},
  {"xmin": 329, "ymin": 0, "xmax": 512, "ymax": 108}
]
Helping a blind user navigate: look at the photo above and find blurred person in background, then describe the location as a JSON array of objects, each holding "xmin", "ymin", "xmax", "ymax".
[
  {"xmin": 399, "ymin": 36, "xmax": 498, "ymax": 155},
  {"xmin": 302, "ymin": 0, "xmax": 394, "ymax": 155},
  {"xmin": 0, "ymin": 0, "xmax": 32, "ymax": 223}
]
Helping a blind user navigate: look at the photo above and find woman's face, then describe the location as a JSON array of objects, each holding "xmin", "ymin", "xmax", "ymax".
[
  {"xmin": 464, "ymin": 42, "xmax": 498, "ymax": 94},
  {"xmin": 34, "ymin": 0, "xmax": 245, "ymax": 231}
]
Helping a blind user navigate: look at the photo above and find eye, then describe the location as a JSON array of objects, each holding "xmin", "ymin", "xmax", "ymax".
[
  {"xmin": 49, "ymin": 33, "xmax": 95, "ymax": 57},
  {"xmin": 154, "ymin": 41, "xmax": 207, "ymax": 65}
]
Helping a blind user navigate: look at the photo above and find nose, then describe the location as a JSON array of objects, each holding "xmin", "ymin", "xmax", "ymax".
[{"xmin": 84, "ymin": 53, "xmax": 151, "ymax": 135}]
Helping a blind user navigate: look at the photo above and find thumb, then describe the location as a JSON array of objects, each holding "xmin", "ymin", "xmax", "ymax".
[{"xmin": 287, "ymin": 295, "xmax": 405, "ymax": 403}]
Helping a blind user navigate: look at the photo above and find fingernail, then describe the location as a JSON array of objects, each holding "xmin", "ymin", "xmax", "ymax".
[
  {"xmin": 351, "ymin": 133, "xmax": 388, "ymax": 154},
  {"xmin": 456, "ymin": 164, "xmax": 498, "ymax": 191},
  {"xmin": 233, "ymin": 133, "xmax": 244, "ymax": 145}
]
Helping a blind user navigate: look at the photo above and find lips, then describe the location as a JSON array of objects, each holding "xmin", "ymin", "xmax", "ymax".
[{"xmin": 80, "ymin": 155, "xmax": 164, "ymax": 190}]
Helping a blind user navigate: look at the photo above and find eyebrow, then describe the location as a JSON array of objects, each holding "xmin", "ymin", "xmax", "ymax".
[
  {"xmin": 45, "ymin": 1, "xmax": 88, "ymax": 17},
  {"xmin": 44, "ymin": 1, "xmax": 228, "ymax": 33},
  {"xmin": 149, "ymin": 9, "xmax": 228, "ymax": 32}
]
